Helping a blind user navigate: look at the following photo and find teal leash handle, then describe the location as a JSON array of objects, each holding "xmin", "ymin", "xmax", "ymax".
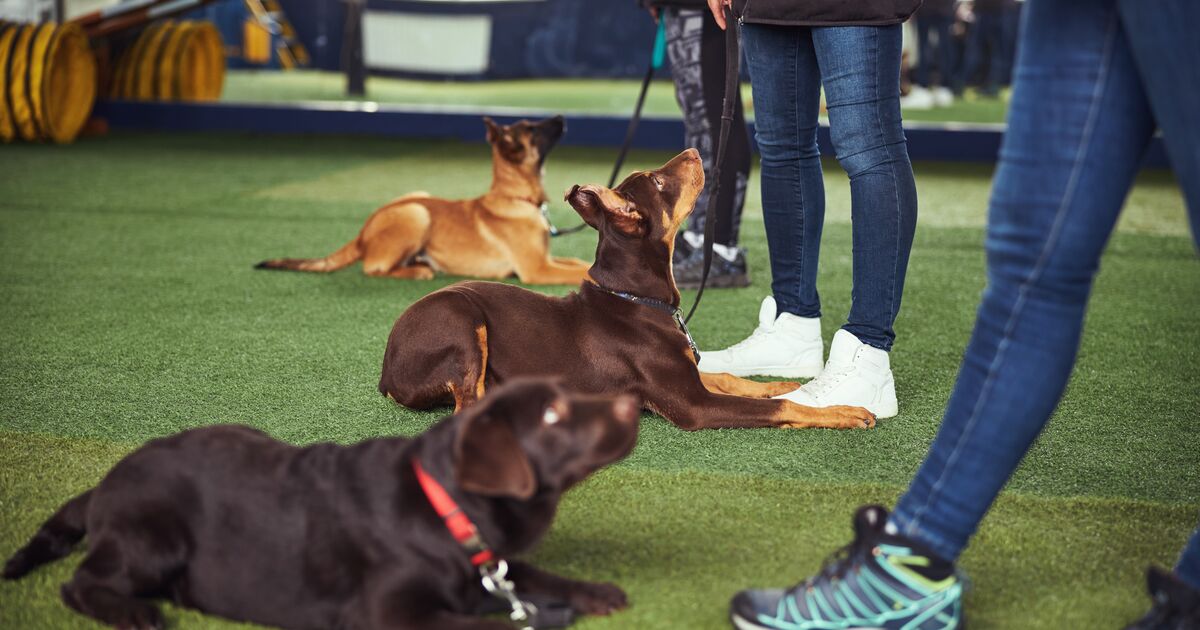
[{"xmin": 652, "ymin": 18, "xmax": 667, "ymax": 70}]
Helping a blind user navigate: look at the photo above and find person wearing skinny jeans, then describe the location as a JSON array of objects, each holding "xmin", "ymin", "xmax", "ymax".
[
  {"xmin": 729, "ymin": 1, "xmax": 1200, "ymax": 629},
  {"xmin": 642, "ymin": 0, "xmax": 754, "ymax": 289},
  {"xmin": 903, "ymin": 0, "xmax": 959, "ymax": 110},
  {"xmin": 697, "ymin": 0, "xmax": 920, "ymax": 419},
  {"xmin": 955, "ymin": 0, "xmax": 1012, "ymax": 97}
]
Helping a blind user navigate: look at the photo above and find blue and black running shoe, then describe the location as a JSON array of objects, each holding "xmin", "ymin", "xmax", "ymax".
[{"xmin": 730, "ymin": 505, "xmax": 964, "ymax": 630}]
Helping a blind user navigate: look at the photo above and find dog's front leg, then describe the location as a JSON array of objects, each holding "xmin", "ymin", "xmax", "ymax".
[
  {"xmin": 699, "ymin": 372, "xmax": 801, "ymax": 398},
  {"xmin": 646, "ymin": 378, "xmax": 875, "ymax": 430},
  {"xmin": 490, "ymin": 224, "xmax": 591, "ymax": 285},
  {"xmin": 506, "ymin": 560, "xmax": 627, "ymax": 617},
  {"xmin": 513, "ymin": 257, "xmax": 591, "ymax": 285}
]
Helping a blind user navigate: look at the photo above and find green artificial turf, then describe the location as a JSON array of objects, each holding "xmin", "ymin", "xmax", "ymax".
[
  {"xmin": 221, "ymin": 69, "xmax": 1011, "ymax": 124},
  {"xmin": 1, "ymin": 132, "xmax": 1198, "ymax": 629}
]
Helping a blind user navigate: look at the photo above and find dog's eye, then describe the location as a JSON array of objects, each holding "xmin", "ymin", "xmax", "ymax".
[
  {"xmin": 651, "ymin": 175, "xmax": 665, "ymax": 191},
  {"xmin": 542, "ymin": 406, "xmax": 561, "ymax": 425}
]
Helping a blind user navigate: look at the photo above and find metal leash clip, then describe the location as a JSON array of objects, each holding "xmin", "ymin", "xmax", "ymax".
[
  {"xmin": 541, "ymin": 202, "xmax": 587, "ymax": 238},
  {"xmin": 672, "ymin": 309, "xmax": 701, "ymax": 362},
  {"xmin": 480, "ymin": 559, "xmax": 539, "ymax": 630},
  {"xmin": 539, "ymin": 203, "xmax": 556, "ymax": 236}
]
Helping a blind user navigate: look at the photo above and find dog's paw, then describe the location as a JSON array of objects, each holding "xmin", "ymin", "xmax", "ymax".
[
  {"xmin": 829, "ymin": 405, "xmax": 876, "ymax": 429},
  {"xmin": 568, "ymin": 581, "xmax": 628, "ymax": 616},
  {"xmin": 2, "ymin": 549, "xmax": 32, "ymax": 580},
  {"xmin": 775, "ymin": 405, "xmax": 875, "ymax": 430}
]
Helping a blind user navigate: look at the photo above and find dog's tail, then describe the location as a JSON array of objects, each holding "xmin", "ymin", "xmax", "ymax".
[
  {"xmin": 255, "ymin": 238, "xmax": 362, "ymax": 273},
  {"xmin": 3, "ymin": 489, "xmax": 92, "ymax": 580}
]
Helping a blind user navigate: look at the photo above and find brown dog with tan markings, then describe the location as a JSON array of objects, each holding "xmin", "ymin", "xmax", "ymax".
[
  {"xmin": 378, "ymin": 149, "xmax": 876, "ymax": 431},
  {"xmin": 256, "ymin": 116, "xmax": 590, "ymax": 285}
]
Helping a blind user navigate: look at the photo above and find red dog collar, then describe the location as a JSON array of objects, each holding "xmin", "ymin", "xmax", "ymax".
[{"xmin": 412, "ymin": 457, "xmax": 495, "ymax": 567}]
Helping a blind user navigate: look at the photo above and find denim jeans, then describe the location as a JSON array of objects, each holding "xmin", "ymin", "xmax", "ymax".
[
  {"xmin": 889, "ymin": 0, "xmax": 1200, "ymax": 590},
  {"xmin": 916, "ymin": 13, "xmax": 957, "ymax": 89},
  {"xmin": 956, "ymin": 10, "xmax": 1005, "ymax": 94},
  {"xmin": 742, "ymin": 23, "xmax": 918, "ymax": 351}
]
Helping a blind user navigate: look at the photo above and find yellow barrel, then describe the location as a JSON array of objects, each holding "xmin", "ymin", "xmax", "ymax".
[
  {"xmin": 175, "ymin": 22, "xmax": 206, "ymax": 100},
  {"xmin": 41, "ymin": 22, "xmax": 96, "ymax": 143},
  {"xmin": 156, "ymin": 21, "xmax": 190, "ymax": 100},
  {"xmin": 118, "ymin": 21, "xmax": 163, "ymax": 99},
  {"xmin": 111, "ymin": 19, "xmax": 225, "ymax": 103},
  {"xmin": 9, "ymin": 24, "xmax": 38, "ymax": 141},
  {"xmin": 0, "ymin": 23, "xmax": 18, "ymax": 142},
  {"xmin": 194, "ymin": 21, "xmax": 224, "ymax": 101},
  {"xmin": 1, "ymin": 20, "xmax": 99, "ymax": 144},
  {"xmin": 27, "ymin": 22, "xmax": 57, "ymax": 138},
  {"xmin": 134, "ymin": 19, "xmax": 173, "ymax": 100}
]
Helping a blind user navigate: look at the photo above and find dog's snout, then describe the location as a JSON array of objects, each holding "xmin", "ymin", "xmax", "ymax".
[
  {"xmin": 612, "ymin": 395, "xmax": 640, "ymax": 423},
  {"xmin": 682, "ymin": 147, "xmax": 701, "ymax": 162}
]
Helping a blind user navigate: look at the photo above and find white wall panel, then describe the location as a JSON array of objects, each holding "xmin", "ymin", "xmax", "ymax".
[{"xmin": 363, "ymin": 11, "xmax": 491, "ymax": 75}]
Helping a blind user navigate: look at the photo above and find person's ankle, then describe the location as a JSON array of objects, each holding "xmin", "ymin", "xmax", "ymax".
[
  {"xmin": 773, "ymin": 311, "xmax": 821, "ymax": 340},
  {"xmin": 883, "ymin": 519, "xmax": 956, "ymax": 581}
]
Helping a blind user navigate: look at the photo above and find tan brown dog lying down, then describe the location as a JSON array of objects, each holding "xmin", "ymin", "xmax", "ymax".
[
  {"xmin": 378, "ymin": 149, "xmax": 876, "ymax": 431},
  {"xmin": 256, "ymin": 116, "xmax": 591, "ymax": 285}
]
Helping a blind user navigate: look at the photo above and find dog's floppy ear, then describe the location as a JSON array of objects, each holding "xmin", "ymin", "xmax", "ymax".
[
  {"xmin": 565, "ymin": 184, "xmax": 645, "ymax": 236},
  {"xmin": 453, "ymin": 405, "xmax": 536, "ymax": 500},
  {"xmin": 483, "ymin": 116, "xmax": 502, "ymax": 143}
]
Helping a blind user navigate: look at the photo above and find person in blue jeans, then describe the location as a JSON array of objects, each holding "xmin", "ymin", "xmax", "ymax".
[
  {"xmin": 698, "ymin": 0, "xmax": 918, "ymax": 421},
  {"xmin": 955, "ymin": 0, "xmax": 1011, "ymax": 96},
  {"xmin": 728, "ymin": 1, "xmax": 1200, "ymax": 629},
  {"xmin": 905, "ymin": 0, "xmax": 959, "ymax": 109}
]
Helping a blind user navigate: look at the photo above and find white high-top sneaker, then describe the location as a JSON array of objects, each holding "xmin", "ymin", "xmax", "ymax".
[
  {"xmin": 697, "ymin": 296, "xmax": 824, "ymax": 378},
  {"xmin": 933, "ymin": 86, "xmax": 955, "ymax": 108},
  {"xmin": 900, "ymin": 85, "xmax": 935, "ymax": 110},
  {"xmin": 775, "ymin": 329, "xmax": 898, "ymax": 418}
]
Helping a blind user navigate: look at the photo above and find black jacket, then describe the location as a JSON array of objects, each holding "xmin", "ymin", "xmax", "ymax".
[{"xmin": 732, "ymin": 0, "xmax": 923, "ymax": 25}]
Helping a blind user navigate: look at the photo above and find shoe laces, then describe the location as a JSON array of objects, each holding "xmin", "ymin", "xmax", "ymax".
[
  {"xmin": 816, "ymin": 528, "xmax": 875, "ymax": 583},
  {"xmin": 784, "ymin": 528, "xmax": 875, "ymax": 616},
  {"xmin": 803, "ymin": 362, "xmax": 854, "ymax": 399}
]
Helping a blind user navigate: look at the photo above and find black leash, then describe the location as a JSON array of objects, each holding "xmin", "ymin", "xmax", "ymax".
[
  {"xmin": 683, "ymin": 4, "xmax": 739, "ymax": 325},
  {"xmin": 546, "ymin": 19, "xmax": 667, "ymax": 238}
]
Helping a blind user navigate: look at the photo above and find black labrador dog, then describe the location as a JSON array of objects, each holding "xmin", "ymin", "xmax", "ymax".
[{"xmin": 2, "ymin": 379, "xmax": 639, "ymax": 629}]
